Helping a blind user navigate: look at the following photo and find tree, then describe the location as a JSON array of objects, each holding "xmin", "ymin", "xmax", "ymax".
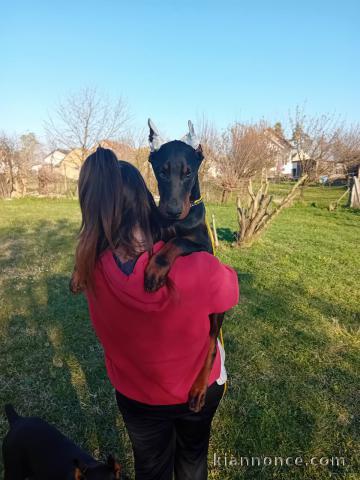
[
  {"xmin": 0, "ymin": 133, "xmax": 17, "ymax": 197},
  {"xmin": 0, "ymin": 132, "xmax": 42, "ymax": 198},
  {"xmin": 333, "ymin": 123, "xmax": 360, "ymax": 174},
  {"xmin": 195, "ymin": 115, "xmax": 221, "ymax": 184},
  {"xmin": 45, "ymin": 87, "xmax": 130, "ymax": 163},
  {"xmin": 236, "ymin": 175, "xmax": 308, "ymax": 245},
  {"xmin": 17, "ymin": 133, "xmax": 42, "ymax": 196},
  {"xmin": 289, "ymin": 106, "xmax": 341, "ymax": 182},
  {"xmin": 216, "ymin": 122, "xmax": 277, "ymax": 202},
  {"xmin": 0, "ymin": 133, "xmax": 21, "ymax": 197}
]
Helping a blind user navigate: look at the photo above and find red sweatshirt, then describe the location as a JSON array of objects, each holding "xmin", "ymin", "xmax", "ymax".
[{"xmin": 86, "ymin": 241, "xmax": 239, "ymax": 405}]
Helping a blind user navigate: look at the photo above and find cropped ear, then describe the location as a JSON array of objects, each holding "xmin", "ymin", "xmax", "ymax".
[
  {"xmin": 195, "ymin": 144, "xmax": 204, "ymax": 162},
  {"xmin": 107, "ymin": 454, "xmax": 121, "ymax": 479},
  {"xmin": 148, "ymin": 118, "xmax": 166, "ymax": 152},
  {"xmin": 181, "ymin": 120, "xmax": 200, "ymax": 150},
  {"xmin": 148, "ymin": 149, "xmax": 156, "ymax": 164}
]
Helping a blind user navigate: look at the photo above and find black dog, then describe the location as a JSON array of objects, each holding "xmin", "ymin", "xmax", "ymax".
[
  {"xmin": 144, "ymin": 119, "xmax": 225, "ymax": 413},
  {"xmin": 2, "ymin": 404, "xmax": 122, "ymax": 480}
]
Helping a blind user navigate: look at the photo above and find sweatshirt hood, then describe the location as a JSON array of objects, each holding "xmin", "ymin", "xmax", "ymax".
[{"xmin": 94, "ymin": 241, "xmax": 174, "ymax": 312}]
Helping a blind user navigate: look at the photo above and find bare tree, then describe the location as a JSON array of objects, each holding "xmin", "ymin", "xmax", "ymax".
[
  {"xmin": 17, "ymin": 133, "xmax": 42, "ymax": 195},
  {"xmin": 45, "ymin": 87, "xmax": 130, "ymax": 163},
  {"xmin": 216, "ymin": 122, "xmax": 277, "ymax": 202},
  {"xmin": 0, "ymin": 133, "xmax": 17, "ymax": 197},
  {"xmin": 333, "ymin": 123, "xmax": 360, "ymax": 174},
  {"xmin": 289, "ymin": 106, "xmax": 341, "ymax": 182},
  {"xmin": 236, "ymin": 174, "xmax": 308, "ymax": 245},
  {"xmin": 195, "ymin": 115, "xmax": 221, "ymax": 184},
  {"xmin": 126, "ymin": 129, "xmax": 158, "ymax": 194},
  {"xmin": 0, "ymin": 132, "xmax": 43, "ymax": 197}
]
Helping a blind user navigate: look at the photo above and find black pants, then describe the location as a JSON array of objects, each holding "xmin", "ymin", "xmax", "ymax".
[{"xmin": 116, "ymin": 381, "xmax": 225, "ymax": 480}]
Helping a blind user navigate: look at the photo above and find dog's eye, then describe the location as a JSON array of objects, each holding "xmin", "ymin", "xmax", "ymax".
[
  {"xmin": 185, "ymin": 169, "xmax": 192, "ymax": 177},
  {"xmin": 159, "ymin": 170, "xmax": 168, "ymax": 179}
]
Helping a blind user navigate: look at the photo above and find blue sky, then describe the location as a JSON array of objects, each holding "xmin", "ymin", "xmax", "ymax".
[{"xmin": 1, "ymin": 0, "xmax": 359, "ymax": 142}]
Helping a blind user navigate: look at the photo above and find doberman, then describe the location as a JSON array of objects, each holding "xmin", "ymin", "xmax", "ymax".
[
  {"xmin": 2, "ymin": 404, "xmax": 123, "ymax": 480},
  {"xmin": 144, "ymin": 119, "xmax": 225, "ymax": 413}
]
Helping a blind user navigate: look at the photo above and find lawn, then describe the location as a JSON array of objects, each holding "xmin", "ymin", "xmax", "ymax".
[{"xmin": 0, "ymin": 187, "xmax": 359, "ymax": 479}]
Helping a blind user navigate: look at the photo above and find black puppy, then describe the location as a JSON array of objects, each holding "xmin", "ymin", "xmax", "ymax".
[
  {"xmin": 2, "ymin": 404, "xmax": 122, "ymax": 480},
  {"xmin": 144, "ymin": 119, "xmax": 225, "ymax": 413}
]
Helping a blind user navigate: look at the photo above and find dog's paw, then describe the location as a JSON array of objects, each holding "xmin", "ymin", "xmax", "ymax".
[
  {"xmin": 188, "ymin": 380, "xmax": 208, "ymax": 413},
  {"xmin": 69, "ymin": 270, "xmax": 83, "ymax": 294},
  {"xmin": 144, "ymin": 255, "xmax": 170, "ymax": 292}
]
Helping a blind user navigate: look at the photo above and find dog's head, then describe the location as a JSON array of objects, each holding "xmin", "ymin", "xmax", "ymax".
[
  {"xmin": 148, "ymin": 119, "xmax": 204, "ymax": 220},
  {"xmin": 73, "ymin": 455, "xmax": 121, "ymax": 480}
]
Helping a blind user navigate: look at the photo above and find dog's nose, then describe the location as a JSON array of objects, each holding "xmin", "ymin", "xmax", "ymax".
[{"xmin": 166, "ymin": 208, "xmax": 182, "ymax": 218}]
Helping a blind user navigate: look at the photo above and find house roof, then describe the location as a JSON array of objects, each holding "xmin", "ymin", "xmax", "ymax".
[
  {"xmin": 265, "ymin": 128, "xmax": 292, "ymax": 150},
  {"xmin": 99, "ymin": 140, "xmax": 135, "ymax": 160},
  {"xmin": 43, "ymin": 149, "xmax": 70, "ymax": 165},
  {"xmin": 59, "ymin": 148, "xmax": 84, "ymax": 167},
  {"xmin": 46, "ymin": 148, "xmax": 70, "ymax": 156}
]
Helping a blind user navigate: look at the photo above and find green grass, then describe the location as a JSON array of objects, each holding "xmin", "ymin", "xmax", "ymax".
[{"xmin": 0, "ymin": 188, "xmax": 359, "ymax": 479}]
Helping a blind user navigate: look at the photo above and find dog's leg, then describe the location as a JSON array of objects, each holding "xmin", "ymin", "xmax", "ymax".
[
  {"xmin": 69, "ymin": 266, "xmax": 83, "ymax": 294},
  {"xmin": 144, "ymin": 237, "xmax": 206, "ymax": 292},
  {"xmin": 145, "ymin": 238, "xmax": 226, "ymax": 412},
  {"xmin": 188, "ymin": 312, "xmax": 225, "ymax": 412}
]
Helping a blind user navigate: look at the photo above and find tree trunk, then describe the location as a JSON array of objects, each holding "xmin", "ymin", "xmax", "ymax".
[{"xmin": 236, "ymin": 175, "xmax": 308, "ymax": 246}]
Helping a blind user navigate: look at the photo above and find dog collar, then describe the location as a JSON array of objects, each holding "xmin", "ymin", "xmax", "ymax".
[{"xmin": 190, "ymin": 196, "xmax": 203, "ymax": 207}]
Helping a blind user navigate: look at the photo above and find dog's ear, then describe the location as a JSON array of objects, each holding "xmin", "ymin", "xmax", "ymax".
[
  {"xmin": 195, "ymin": 144, "xmax": 204, "ymax": 162},
  {"xmin": 149, "ymin": 149, "xmax": 156, "ymax": 164},
  {"xmin": 148, "ymin": 118, "xmax": 166, "ymax": 153},
  {"xmin": 107, "ymin": 454, "xmax": 121, "ymax": 479}
]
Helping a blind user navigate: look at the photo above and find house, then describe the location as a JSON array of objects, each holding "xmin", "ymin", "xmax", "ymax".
[
  {"xmin": 44, "ymin": 149, "xmax": 69, "ymax": 166},
  {"xmin": 265, "ymin": 129, "xmax": 293, "ymax": 177},
  {"xmin": 99, "ymin": 140, "xmax": 150, "ymax": 174},
  {"xmin": 33, "ymin": 148, "xmax": 83, "ymax": 181},
  {"xmin": 53, "ymin": 148, "xmax": 83, "ymax": 180},
  {"xmin": 99, "ymin": 140, "xmax": 135, "ymax": 161},
  {"xmin": 289, "ymin": 151, "xmax": 304, "ymax": 179},
  {"xmin": 266, "ymin": 130, "xmax": 316, "ymax": 180},
  {"xmin": 31, "ymin": 149, "xmax": 69, "ymax": 173},
  {"xmin": 290, "ymin": 152, "xmax": 347, "ymax": 182}
]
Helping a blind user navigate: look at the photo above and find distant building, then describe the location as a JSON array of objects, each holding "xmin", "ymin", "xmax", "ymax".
[
  {"xmin": 31, "ymin": 149, "xmax": 69, "ymax": 173},
  {"xmin": 33, "ymin": 148, "xmax": 82, "ymax": 181},
  {"xmin": 53, "ymin": 149, "xmax": 83, "ymax": 180},
  {"xmin": 290, "ymin": 151, "xmax": 305, "ymax": 179},
  {"xmin": 266, "ymin": 129, "xmax": 293, "ymax": 177},
  {"xmin": 99, "ymin": 140, "xmax": 135, "ymax": 161},
  {"xmin": 44, "ymin": 149, "xmax": 69, "ymax": 166}
]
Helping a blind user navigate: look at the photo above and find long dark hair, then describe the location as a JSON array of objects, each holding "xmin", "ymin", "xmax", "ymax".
[{"xmin": 75, "ymin": 147, "xmax": 159, "ymax": 290}]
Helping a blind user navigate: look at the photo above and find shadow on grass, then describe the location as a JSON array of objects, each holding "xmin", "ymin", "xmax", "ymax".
[
  {"xmin": 0, "ymin": 219, "xmax": 358, "ymax": 479},
  {"xmin": 217, "ymin": 227, "xmax": 236, "ymax": 244},
  {"xmin": 213, "ymin": 267, "xmax": 358, "ymax": 479},
  {"xmin": 0, "ymin": 219, "xmax": 132, "ymax": 477}
]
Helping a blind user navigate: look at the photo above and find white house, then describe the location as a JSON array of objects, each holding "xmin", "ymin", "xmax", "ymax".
[
  {"xmin": 44, "ymin": 149, "xmax": 69, "ymax": 166},
  {"xmin": 31, "ymin": 149, "xmax": 69, "ymax": 173},
  {"xmin": 266, "ymin": 129, "xmax": 293, "ymax": 177}
]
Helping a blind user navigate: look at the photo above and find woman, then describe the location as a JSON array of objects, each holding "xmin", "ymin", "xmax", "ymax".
[{"xmin": 73, "ymin": 147, "xmax": 239, "ymax": 480}]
